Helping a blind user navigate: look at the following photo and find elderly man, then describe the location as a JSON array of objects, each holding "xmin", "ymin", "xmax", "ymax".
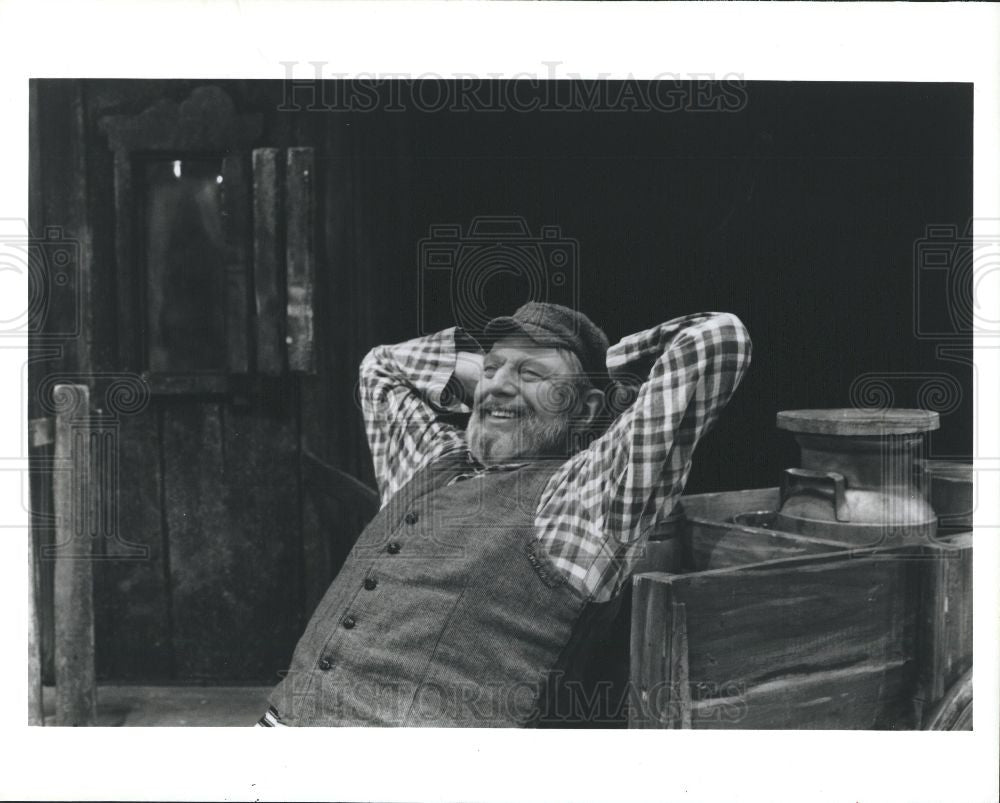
[{"xmin": 260, "ymin": 302, "xmax": 751, "ymax": 726}]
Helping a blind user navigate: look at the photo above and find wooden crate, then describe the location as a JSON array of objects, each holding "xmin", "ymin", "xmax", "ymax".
[{"xmin": 630, "ymin": 505, "xmax": 972, "ymax": 729}]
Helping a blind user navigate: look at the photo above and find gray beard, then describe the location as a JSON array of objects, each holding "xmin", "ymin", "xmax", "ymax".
[{"xmin": 466, "ymin": 411, "xmax": 573, "ymax": 465}]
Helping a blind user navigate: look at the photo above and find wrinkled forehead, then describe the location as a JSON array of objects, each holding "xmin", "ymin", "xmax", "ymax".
[{"xmin": 485, "ymin": 335, "xmax": 575, "ymax": 371}]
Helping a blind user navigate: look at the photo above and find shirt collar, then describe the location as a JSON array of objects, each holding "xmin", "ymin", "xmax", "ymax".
[{"xmin": 464, "ymin": 449, "xmax": 528, "ymax": 472}]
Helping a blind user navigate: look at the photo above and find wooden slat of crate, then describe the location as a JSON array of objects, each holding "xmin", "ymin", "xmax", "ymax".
[
  {"xmin": 683, "ymin": 550, "xmax": 919, "ymax": 701},
  {"xmin": 679, "ymin": 487, "xmax": 780, "ymax": 521},
  {"xmin": 687, "ymin": 517, "xmax": 851, "ymax": 571},
  {"xmin": 689, "ymin": 658, "xmax": 914, "ymax": 729},
  {"xmin": 631, "ymin": 545, "xmax": 924, "ymax": 729},
  {"xmin": 918, "ymin": 532, "xmax": 972, "ymax": 722}
]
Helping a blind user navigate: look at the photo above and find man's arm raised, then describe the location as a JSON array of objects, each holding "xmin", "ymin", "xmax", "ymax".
[
  {"xmin": 452, "ymin": 350, "xmax": 484, "ymax": 403},
  {"xmin": 359, "ymin": 328, "xmax": 482, "ymax": 503},
  {"xmin": 534, "ymin": 311, "xmax": 752, "ymax": 600}
]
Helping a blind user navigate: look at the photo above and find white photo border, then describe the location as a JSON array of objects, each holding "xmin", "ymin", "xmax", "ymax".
[{"xmin": 0, "ymin": 2, "xmax": 997, "ymax": 801}]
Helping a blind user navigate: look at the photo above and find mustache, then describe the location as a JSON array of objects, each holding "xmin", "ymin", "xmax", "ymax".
[{"xmin": 477, "ymin": 399, "xmax": 532, "ymax": 417}]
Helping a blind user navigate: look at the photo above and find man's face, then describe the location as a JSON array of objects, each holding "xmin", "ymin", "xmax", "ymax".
[{"xmin": 466, "ymin": 336, "xmax": 592, "ymax": 465}]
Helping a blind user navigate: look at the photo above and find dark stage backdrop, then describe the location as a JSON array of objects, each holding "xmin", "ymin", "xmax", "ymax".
[
  {"xmin": 30, "ymin": 79, "xmax": 972, "ymax": 682},
  {"xmin": 332, "ymin": 81, "xmax": 973, "ymax": 493}
]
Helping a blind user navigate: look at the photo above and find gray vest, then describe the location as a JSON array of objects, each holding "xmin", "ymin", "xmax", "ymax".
[{"xmin": 269, "ymin": 451, "xmax": 622, "ymax": 726}]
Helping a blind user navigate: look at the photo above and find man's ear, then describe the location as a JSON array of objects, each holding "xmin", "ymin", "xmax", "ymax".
[{"xmin": 578, "ymin": 388, "xmax": 605, "ymax": 427}]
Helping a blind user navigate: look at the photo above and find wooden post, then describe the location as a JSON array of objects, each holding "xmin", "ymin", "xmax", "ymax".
[
  {"xmin": 52, "ymin": 384, "xmax": 97, "ymax": 726},
  {"xmin": 28, "ymin": 540, "xmax": 43, "ymax": 725},
  {"xmin": 27, "ymin": 416, "xmax": 53, "ymax": 726}
]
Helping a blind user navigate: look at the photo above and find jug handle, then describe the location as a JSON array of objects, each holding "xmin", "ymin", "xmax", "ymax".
[{"xmin": 781, "ymin": 468, "xmax": 851, "ymax": 523}]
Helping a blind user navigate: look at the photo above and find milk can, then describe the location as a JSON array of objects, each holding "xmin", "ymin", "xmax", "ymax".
[
  {"xmin": 774, "ymin": 408, "xmax": 939, "ymax": 546},
  {"xmin": 917, "ymin": 459, "xmax": 973, "ymax": 535}
]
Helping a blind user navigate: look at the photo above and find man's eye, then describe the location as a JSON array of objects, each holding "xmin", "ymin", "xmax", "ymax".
[
  {"xmin": 483, "ymin": 366, "xmax": 497, "ymax": 378},
  {"xmin": 520, "ymin": 368, "xmax": 543, "ymax": 381}
]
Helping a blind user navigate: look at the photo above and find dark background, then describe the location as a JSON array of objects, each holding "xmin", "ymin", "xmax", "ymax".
[
  {"xmin": 363, "ymin": 81, "xmax": 973, "ymax": 492},
  {"xmin": 30, "ymin": 79, "xmax": 973, "ymax": 683}
]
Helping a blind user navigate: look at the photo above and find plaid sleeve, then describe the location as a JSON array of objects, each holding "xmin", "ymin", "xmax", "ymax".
[
  {"xmin": 535, "ymin": 312, "xmax": 752, "ymax": 600},
  {"xmin": 359, "ymin": 328, "xmax": 472, "ymax": 504}
]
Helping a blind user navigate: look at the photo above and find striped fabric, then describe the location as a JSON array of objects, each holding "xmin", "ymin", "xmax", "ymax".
[
  {"xmin": 359, "ymin": 312, "xmax": 751, "ymax": 602},
  {"xmin": 256, "ymin": 706, "xmax": 288, "ymax": 727}
]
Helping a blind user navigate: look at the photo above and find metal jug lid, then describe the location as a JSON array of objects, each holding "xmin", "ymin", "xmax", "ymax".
[{"xmin": 776, "ymin": 408, "xmax": 939, "ymax": 436}]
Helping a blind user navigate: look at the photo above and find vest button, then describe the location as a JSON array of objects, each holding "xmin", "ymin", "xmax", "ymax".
[
  {"xmin": 318, "ymin": 658, "xmax": 333, "ymax": 671},
  {"xmin": 386, "ymin": 542, "xmax": 401, "ymax": 554},
  {"xmin": 404, "ymin": 511, "xmax": 419, "ymax": 525},
  {"xmin": 363, "ymin": 577, "xmax": 377, "ymax": 591},
  {"xmin": 342, "ymin": 615, "xmax": 356, "ymax": 629}
]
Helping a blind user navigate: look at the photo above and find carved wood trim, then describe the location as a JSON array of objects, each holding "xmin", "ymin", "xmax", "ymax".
[{"xmin": 99, "ymin": 85, "xmax": 262, "ymax": 153}]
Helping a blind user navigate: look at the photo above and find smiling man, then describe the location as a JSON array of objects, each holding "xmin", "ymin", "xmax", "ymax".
[
  {"xmin": 261, "ymin": 302, "xmax": 751, "ymax": 727},
  {"xmin": 465, "ymin": 307, "xmax": 607, "ymax": 465}
]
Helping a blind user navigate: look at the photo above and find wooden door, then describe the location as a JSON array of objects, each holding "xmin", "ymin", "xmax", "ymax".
[{"xmin": 30, "ymin": 81, "xmax": 330, "ymax": 683}]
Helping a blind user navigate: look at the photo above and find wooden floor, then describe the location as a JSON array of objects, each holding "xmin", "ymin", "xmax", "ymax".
[{"xmin": 41, "ymin": 685, "xmax": 272, "ymax": 726}]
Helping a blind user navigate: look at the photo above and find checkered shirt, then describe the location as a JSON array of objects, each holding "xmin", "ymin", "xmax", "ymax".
[{"xmin": 359, "ymin": 312, "xmax": 752, "ymax": 602}]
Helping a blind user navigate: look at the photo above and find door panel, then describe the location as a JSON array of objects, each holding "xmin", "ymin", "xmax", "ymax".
[
  {"xmin": 216, "ymin": 383, "xmax": 302, "ymax": 678},
  {"xmin": 94, "ymin": 409, "xmax": 172, "ymax": 680},
  {"xmin": 161, "ymin": 403, "xmax": 229, "ymax": 679}
]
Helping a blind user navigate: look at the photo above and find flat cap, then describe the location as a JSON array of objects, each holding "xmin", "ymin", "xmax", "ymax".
[{"xmin": 483, "ymin": 301, "xmax": 610, "ymax": 385}]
